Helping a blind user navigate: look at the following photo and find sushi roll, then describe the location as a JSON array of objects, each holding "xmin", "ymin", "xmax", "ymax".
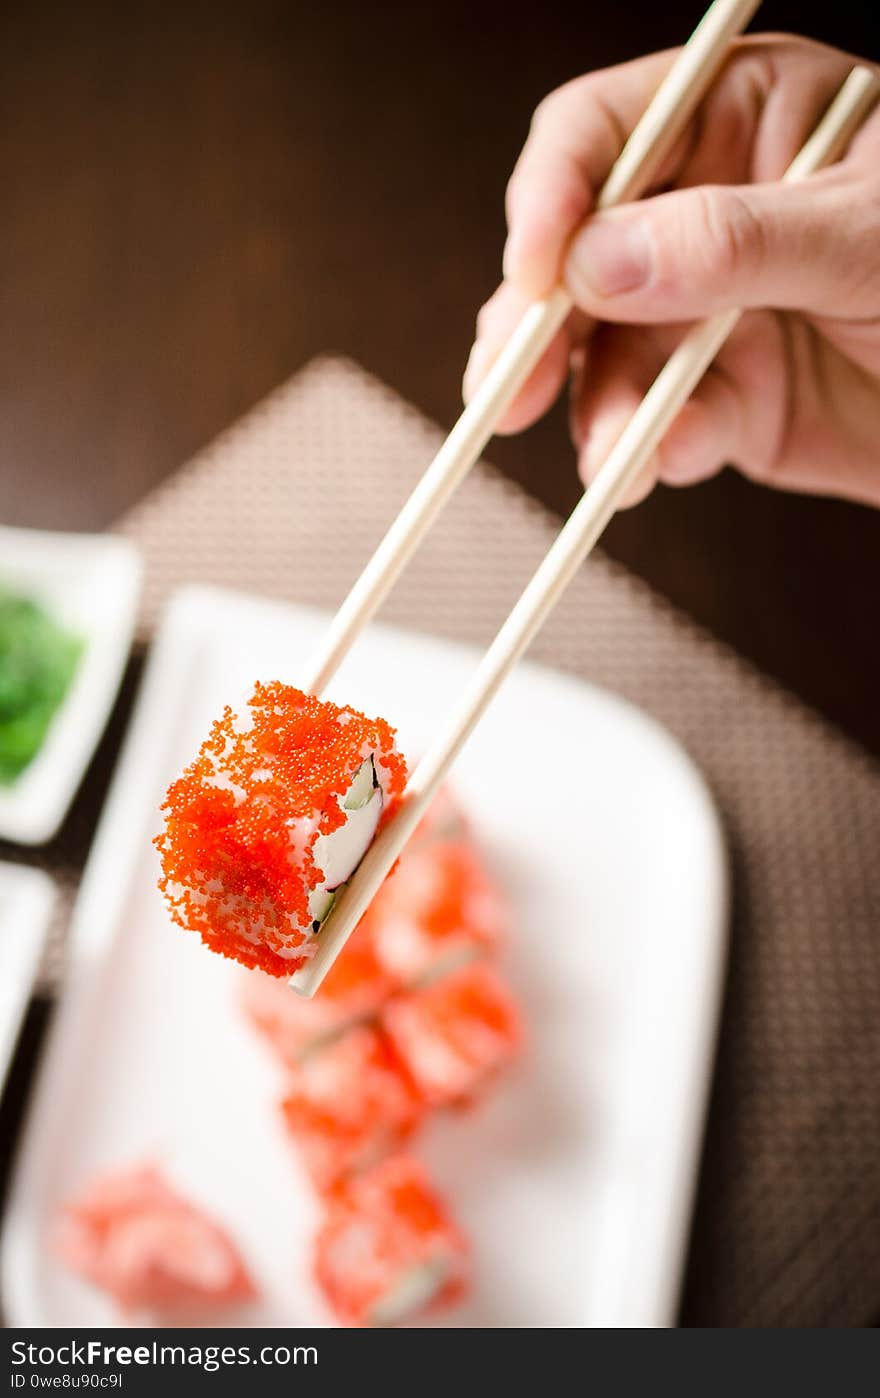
[
  {"xmin": 280, "ymin": 1026, "xmax": 422, "ymax": 1191},
  {"xmin": 156, "ymin": 682, "xmax": 407, "ymax": 977},
  {"xmin": 381, "ymin": 962, "xmax": 522, "ymax": 1110},
  {"xmin": 361, "ymin": 839, "xmax": 507, "ymax": 987},
  {"xmin": 313, "ymin": 1155, "xmax": 469, "ymax": 1326},
  {"xmin": 56, "ymin": 1164, "xmax": 256, "ymax": 1317},
  {"xmin": 239, "ymin": 921, "xmax": 395, "ymax": 1065}
]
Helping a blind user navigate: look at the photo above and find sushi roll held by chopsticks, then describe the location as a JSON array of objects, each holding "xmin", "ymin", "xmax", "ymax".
[
  {"xmin": 155, "ymin": 0, "xmax": 879, "ymax": 997},
  {"xmin": 156, "ymin": 683, "xmax": 406, "ymax": 977}
]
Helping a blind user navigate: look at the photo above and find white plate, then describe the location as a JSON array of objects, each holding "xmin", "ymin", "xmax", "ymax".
[
  {"xmin": 0, "ymin": 862, "xmax": 55, "ymax": 1095},
  {"xmin": 3, "ymin": 584, "xmax": 727, "ymax": 1328},
  {"xmin": 0, "ymin": 526, "xmax": 142, "ymax": 845}
]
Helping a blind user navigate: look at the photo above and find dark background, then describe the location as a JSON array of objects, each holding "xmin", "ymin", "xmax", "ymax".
[{"xmin": 3, "ymin": 0, "xmax": 879, "ymax": 753}]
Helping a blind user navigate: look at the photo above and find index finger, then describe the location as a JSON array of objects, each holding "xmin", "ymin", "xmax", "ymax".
[{"xmin": 503, "ymin": 48, "xmax": 681, "ymax": 296}]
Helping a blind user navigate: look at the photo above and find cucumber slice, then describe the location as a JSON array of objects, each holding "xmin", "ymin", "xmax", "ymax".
[
  {"xmin": 308, "ymin": 886, "xmax": 338, "ymax": 932},
  {"xmin": 307, "ymin": 757, "xmax": 383, "ymax": 933},
  {"xmin": 369, "ymin": 1261, "xmax": 449, "ymax": 1326},
  {"xmin": 343, "ymin": 757, "xmax": 376, "ymax": 811}
]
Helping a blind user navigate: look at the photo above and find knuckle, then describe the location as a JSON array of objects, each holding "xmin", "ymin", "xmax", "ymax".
[
  {"xmin": 475, "ymin": 299, "xmax": 495, "ymax": 337},
  {"xmin": 504, "ymin": 165, "xmax": 526, "ymax": 221},
  {"xmin": 529, "ymin": 73, "xmax": 596, "ymax": 140},
  {"xmin": 655, "ymin": 185, "xmax": 765, "ymax": 294},
  {"xmin": 529, "ymin": 83, "xmax": 568, "ymax": 134},
  {"xmin": 695, "ymin": 185, "xmax": 766, "ymax": 282},
  {"xmin": 475, "ymin": 286, "xmax": 507, "ymax": 338},
  {"xmin": 508, "ymin": 83, "xmax": 575, "ymax": 217}
]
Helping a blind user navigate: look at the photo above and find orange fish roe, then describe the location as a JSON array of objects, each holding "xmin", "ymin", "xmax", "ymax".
[
  {"xmin": 56, "ymin": 1164, "xmax": 256, "ymax": 1317},
  {"xmin": 280, "ymin": 1027, "xmax": 423, "ymax": 1192},
  {"xmin": 381, "ymin": 963, "xmax": 523, "ymax": 1110},
  {"xmin": 155, "ymin": 682, "xmax": 407, "ymax": 977},
  {"xmin": 239, "ymin": 922, "xmax": 396, "ymax": 1066},
  {"xmin": 313, "ymin": 1155, "xmax": 469, "ymax": 1326},
  {"xmin": 360, "ymin": 839, "xmax": 508, "ymax": 986}
]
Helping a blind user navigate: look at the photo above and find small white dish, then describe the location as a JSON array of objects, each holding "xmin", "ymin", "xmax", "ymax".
[
  {"xmin": 0, "ymin": 862, "xmax": 55, "ymax": 1094},
  {"xmin": 3, "ymin": 585, "xmax": 728, "ymax": 1328},
  {"xmin": 0, "ymin": 527, "xmax": 141, "ymax": 845}
]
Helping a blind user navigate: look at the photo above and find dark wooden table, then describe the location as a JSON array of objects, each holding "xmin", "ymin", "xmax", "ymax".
[{"xmin": 2, "ymin": 0, "xmax": 878, "ymax": 1326}]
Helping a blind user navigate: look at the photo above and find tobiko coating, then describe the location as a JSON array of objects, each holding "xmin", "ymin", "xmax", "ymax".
[
  {"xmin": 237, "ymin": 831, "xmax": 504, "ymax": 1062},
  {"xmin": 56, "ymin": 1165, "xmax": 256, "ymax": 1316},
  {"xmin": 313, "ymin": 1155, "xmax": 469, "ymax": 1326},
  {"xmin": 156, "ymin": 683, "xmax": 407, "ymax": 976},
  {"xmin": 280, "ymin": 1026, "xmax": 423, "ymax": 1192},
  {"xmin": 361, "ymin": 839, "xmax": 508, "ymax": 986},
  {"xmin": 239, "ymin": 922, "xmax": 395, "ymax": 1065},
  {"xmin": 381, "ymin": 962, "xmax": 523, "ymax": 1109}
]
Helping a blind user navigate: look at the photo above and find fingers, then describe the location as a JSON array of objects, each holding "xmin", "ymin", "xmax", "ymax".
[
  {"xmin": 504, "ymin": 36, "xmax": 872, "ymax": 304},
  {"xmin": 563, "ymin": 165, "xmax": 880, "ymax": 325},
  {"xmin": 572, "ymin": 322, "xmax": 754, "ymax": 505},
  {"xmin": 557, "ymin": 38, "xmax": 880, "ymax": 324},
  {"xmin": 462, "ymin": 281, "xmax": 584, "ymax": 433},
  {"xmin": 570, "ymin": 325, "xmax": 657, "ymax": 507},
  {"xmin": 672, "ymin": 36, "xmax": 853, "ymax": 187},
  {"xmin": 466, "ymin": 48, "xmax": 687, "ymax": 417},
  {"xmin": 503, "ymin": 49, "xmax": 680, "ymax": 297},
  {"xmin": 464, "ymin": 33, "xmax": 880, "ymax": 484}
]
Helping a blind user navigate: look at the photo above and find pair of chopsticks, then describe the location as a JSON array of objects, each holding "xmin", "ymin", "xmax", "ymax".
[{"xmin": 293, "ymin": 0, "xmax": 880, "ymax": 997}]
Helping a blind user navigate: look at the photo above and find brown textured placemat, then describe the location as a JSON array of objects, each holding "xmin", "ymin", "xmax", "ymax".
[{"xmin": 95, "ymin": 356, "xmax": 879, "ymax": 1325}]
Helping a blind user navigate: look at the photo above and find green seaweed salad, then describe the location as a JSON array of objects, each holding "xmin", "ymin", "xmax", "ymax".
[{"xmin": 0, "ymin": 588, "xmax": 83, "ymax": 783}]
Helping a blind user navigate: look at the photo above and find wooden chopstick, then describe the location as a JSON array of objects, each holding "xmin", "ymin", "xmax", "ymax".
[
  {"xmin": 300, "ymin": 0, "xmax": 761, "ymax": 697},
  {"xmin": 294, "ymin": 63, "xmax": 880, "ymax": 996}
]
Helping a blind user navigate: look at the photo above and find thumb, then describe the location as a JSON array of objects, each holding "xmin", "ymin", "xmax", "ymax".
[{"xmin": 562, "ymin": 177, "xmax": 877, "ymax": 323}]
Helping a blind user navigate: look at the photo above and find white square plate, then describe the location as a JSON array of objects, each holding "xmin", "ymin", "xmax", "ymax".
[
  {"xmin": 2, "ymin": 585, "xmax": 727, "ymax": 1327},
  {"xmin": 0, "ymin": 862, "xmax": 55, "ymax": 1094},
  {"xmin": 0, "ymin": 527, "xmax": 142, "ymax": 845}
]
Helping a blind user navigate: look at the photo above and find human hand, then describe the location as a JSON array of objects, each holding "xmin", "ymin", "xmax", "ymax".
[{"xmin": 463, "ymin": 36, "xmax": 880, "ymax": 507}]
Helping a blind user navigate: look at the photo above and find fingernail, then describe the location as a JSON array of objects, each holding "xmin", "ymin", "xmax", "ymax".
[
  {"xmin": 462, "ymin": 340, "xmax": 491, "ymax": 401},
  {"xmin": 565, "ymin": 214, "xmax": 652, "ymax": 299}
]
